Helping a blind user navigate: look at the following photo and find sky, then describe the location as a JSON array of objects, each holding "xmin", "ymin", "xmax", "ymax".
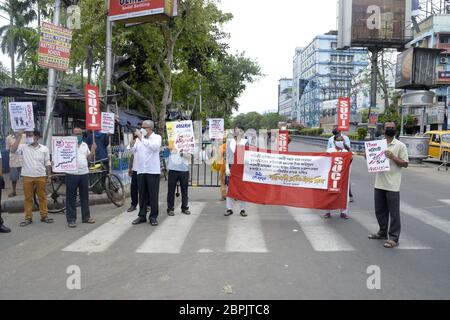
[{"xmin": 0, "ymin": 0, "xmax": 340, "ymax": 114}]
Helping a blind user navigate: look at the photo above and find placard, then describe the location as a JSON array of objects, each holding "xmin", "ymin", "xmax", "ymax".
[
  {"xmin": 101, "ymin": 112, "xmax": 115, "ymax": 134},
  {"xmin": 208, "ymin": 118, "xmax": 225, "ymax": 140},
  {"xmin": 38, "ymin": 22, "xmax": 72, "ymax": 71},
  {"xmin": 166, "ymin": 120, "xmax": 195, "ymax": 154},
  {"xmin": 365, "ymin": 140, "xmax": 390, "ymax": 173},
  {"xmin": 9, "ymin": 102, "xmax": 35, "ymax": 132},
  {"xmin": 52, "ymin": 136, "xmax": 78, "ymax": 173},
  {"xmin": 85, "ymin": 84, "xmax": 101, "ymax": 131}
]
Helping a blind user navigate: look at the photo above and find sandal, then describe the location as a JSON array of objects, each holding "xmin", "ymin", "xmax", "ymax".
[
  {"xmin": 20, "ymin": 219, "xmax": 33, "ymax": 227},
  {"xmin": 368, "ymin": 234, "xmax": 388, "ymax": 240},
  {"xmin": 384, "ymin": 240, "xmax": 399, "ymax": 249},
  {"xmin": 82, "ymin": 218, "xmax": 96, "ymax": 224},
  {"xmin": 40, "ymin": 217, "xmax": 54, "ymax": 224}
]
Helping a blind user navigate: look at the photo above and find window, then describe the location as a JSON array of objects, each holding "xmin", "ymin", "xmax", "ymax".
[
  {"xmin": 330, "ymin": 67, "xmax": 337, "ymax": 74},
  {"xmin": 339, "ymin": 55, "xmax": 346, "ymax": 62},
  {"xmin": 331, "ymin": 42, "xmax": 337, "ymax": 49},
  {"xmin": 432, "ymin": 134, "xmax": 441, "ymax": 143},
  {"xmin": 331, "ymin": 55, "xmax": 338, "ymax": 62},
  {"xmin": 347, "ymin": 55, "xmax": 354, "ymax": 63},
  {"xmin": 443, "ymin": 135, "xmax": 450, "ymax": 143}
]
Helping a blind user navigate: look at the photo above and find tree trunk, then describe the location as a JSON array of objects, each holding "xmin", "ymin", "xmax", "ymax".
[{"xmin": 119, "ymin": 81, "xmax": 158, "ymax": 121}]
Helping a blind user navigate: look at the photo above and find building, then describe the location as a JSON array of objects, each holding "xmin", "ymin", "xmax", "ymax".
[
  {"xmin": 407, "ymin": 13, "xmax": 450, "ymax": 131},
  {"xmin": 277, "ymin": 78, "xmax": 293, "ymax": 120},
  {"xmin": 292, "ymin": 31, "xmax": 369, "ymax": 128}
]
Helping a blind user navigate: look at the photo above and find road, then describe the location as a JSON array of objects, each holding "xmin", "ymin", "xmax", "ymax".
[{"xmin": 0, "ymin": 138, "xmax": 449, "ymax": 300}]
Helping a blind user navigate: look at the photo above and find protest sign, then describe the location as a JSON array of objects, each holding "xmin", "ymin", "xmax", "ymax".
[
  {"xmin": 52, "ymin": 136, "xmax": 78, "ymax": 173},
  {"xmin": 38, "ymin": 22, "xmax": 72, "ymax": 71},
  {"xmin": 228, "ymin": 147, "xmax": 352, "ymax": 210},
  {"xmin": 337, "ymin": 97, "xmax": 350, "ymax": 132},
  {"xmin": 208, "ymin": 118, "xmax": 224, "ymax": 140},
  {"xmin": 365, "ymin": 140, "xmax": 390, "ymax": 173},
  {"xmin": 85, "ymin": 84, "xmax": 101, "ymax": 131},
  {"xmin": 166, "ymin": 120, "xmax": 195, "ymax": 154},
  {"xmin": 101, "ymin": 112, "xmax": 115, "ymax": 134},
  {"xmin": 9, "ymin": 102, "xmax": 35, "ymax": 132}
]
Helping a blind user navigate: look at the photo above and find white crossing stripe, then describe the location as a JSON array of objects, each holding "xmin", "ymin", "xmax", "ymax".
[
  {"xmin": 401, "ymin": 202, "xmax": 450, "ymax": 236},
  {"xmin": 287, "ymin": 207, "xmax": 355, "ymax": 252},
  {"xmin": 62, "ymin": 211, "xmax": 136, "ymax": 253},
  {"xmin": 351, "ymin": 212, "xmax": 431, "ymax": 250},
  {"xmin": 136, "ymin": 202, "xmax": 206, "ymax": 254},
  {"xmin": 439, "ymin": 199, "xmax": 450, "ymax": 206},
  {"xmin": 225, "ymin": 206, "xmax": 268, "ymax": 253}
]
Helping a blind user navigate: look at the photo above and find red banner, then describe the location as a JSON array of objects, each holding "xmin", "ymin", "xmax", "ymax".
[
  {"xmin": 277, "ymin": 131, "xmax": 289, "ymax": 153},
  {"xmin": 228, "ymin": 147, "xmax": 352, "ymax": 210},
  {"xmin": 337, "ymin": 97, "xmax": 351, "ymax": 132},
  {"xmin": 85, "ymin": 84, "xmax": 101, "ymax": 131}
]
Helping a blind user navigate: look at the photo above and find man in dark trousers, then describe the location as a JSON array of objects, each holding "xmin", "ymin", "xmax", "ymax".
[
  {"xmin": 127, "ymin": 123, "xmax": 141, "ymax": 213},
  {"xmin": 0, "ymin": 152, "xmax": 11, "ymax": 233}
]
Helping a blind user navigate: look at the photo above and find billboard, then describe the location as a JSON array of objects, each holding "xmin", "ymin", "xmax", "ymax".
[
  {"xmin": 38, "ymin": 22, "xmax": 72, "ymax": 71},
  {"xmin": 338, "ymin": 0, "xmax": 412, "ymax": 49},
  {"xmin": 109, "ymin": 0, "xmax": 178, "ymax": 24}
]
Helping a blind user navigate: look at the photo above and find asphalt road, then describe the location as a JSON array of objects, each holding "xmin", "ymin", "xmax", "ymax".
[{"xmin": 0, "ymin": 138, "xmax": 449, "ymax": 300}]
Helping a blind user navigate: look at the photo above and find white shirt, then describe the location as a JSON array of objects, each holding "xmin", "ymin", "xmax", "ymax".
[
  {"xmin": 17, "ymin": 144, "xmax": 51, "ymax": 178},
  {"xmin": 227, "ymin": 138, "xmax": 248, "ymax": 164},
  {"xmin": 73, "ymin": 142, "xmax": 91, "ymax": 175},
  {"xmin": 130, "ymin": 133, "xmax": 162, "ymax": 175}
]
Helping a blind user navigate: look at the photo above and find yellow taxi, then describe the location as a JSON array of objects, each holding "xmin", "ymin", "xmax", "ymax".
[{"xmin": 424, "ymin": 131, "xmax": 450, "ymax": 161}]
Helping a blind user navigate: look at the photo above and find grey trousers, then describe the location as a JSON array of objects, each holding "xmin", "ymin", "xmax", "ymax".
[{"xmin": 374, "ymin": 188, "xmax": 401, "ymax": 242}]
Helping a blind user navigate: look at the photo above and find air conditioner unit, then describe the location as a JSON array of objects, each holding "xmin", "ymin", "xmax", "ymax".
[{"xmin": 439, "ymin": 57, "xmax": 448, "ymax": 65}]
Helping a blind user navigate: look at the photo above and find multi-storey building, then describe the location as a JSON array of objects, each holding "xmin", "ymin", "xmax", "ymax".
[
  {"xmin": 278, "ymin": 78, "xmax": 293, "ymax": 120},
  {"xmin": 292, "ymin": 31, "xmax": 369, "ymax": 127}
]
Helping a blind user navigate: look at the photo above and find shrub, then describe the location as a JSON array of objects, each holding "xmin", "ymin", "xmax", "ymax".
[{"xmin": 357, "ymin": 128, "xmax": 368, "ymax": 141}]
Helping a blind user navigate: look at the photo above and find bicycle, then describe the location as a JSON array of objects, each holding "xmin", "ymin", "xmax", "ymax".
[{"xmin": 34, "ymin": 160, "xmax": 126, "ymax": 214}]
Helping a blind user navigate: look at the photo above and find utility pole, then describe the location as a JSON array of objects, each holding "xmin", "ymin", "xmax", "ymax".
[
  {"xmin": 368, "ymin": 47, "xmax": 380, "ymax": 139},
  {"xmin": 105, "ymin": 0, "xmax": 113, "ymax": 172},
  {"xmin": 43, "ymin": 0, "xmax": 61, "ymax": 147}
]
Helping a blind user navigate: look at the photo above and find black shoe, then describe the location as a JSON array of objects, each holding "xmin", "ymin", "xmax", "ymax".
[
  {"xmin": 225, "ymin": 210, "xmax": 234, "ymax": 217},
  {"xmin": 182, "ymin": 209, "xmax": 191, "ymax": 215},
  {"xmin": 0, "ymin": 224, "xmax": 11, "ymax": 233},
  {"xmin": 132, "ymin": 217, "xmax": 147, "ymax": 225},
  {"xmin": 240, "ymin": 210, "xmax": 248, "ymax": 217},
  {"xmin": 127, "ymin": 206, "xmax": 137, "ymax": 213},
  {"xmin": 167, "ymin": 209, "xmax": 175, "ymax": 217},
  {"xmin": 150, "ymin": 219, "xmax": 158, "ymax": 226}
]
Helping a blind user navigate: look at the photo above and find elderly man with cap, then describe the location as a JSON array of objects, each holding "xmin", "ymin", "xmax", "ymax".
[{"xmin": 130, "ymin": 120, "xmax": 162, "ymax": 226}]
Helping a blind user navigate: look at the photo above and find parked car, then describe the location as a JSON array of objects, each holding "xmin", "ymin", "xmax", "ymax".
[{"xmin": 424, "ymin": 131, "xmax": 450, "ymax": 162}]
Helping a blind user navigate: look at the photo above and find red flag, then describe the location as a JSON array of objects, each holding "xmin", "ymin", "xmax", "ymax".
[
  {"xmin": 337, "ymin": 97, "xmax": 351, "ymax": 132},
  {"xmin": 85, "ymin": 84, "xmax": 101, "ymax": 131},
  {"xmin": 277, "ymin": 131, "xmax": 289, "ymax": 153}
]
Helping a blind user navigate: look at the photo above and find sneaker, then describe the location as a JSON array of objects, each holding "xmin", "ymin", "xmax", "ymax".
[
  {"xmin": 321, "ymin": 213, "xmax": 331, "ymax": 219},
  {"xmin": 240, "ymin": 210, "xmax": 248, "ymax": 217},
  {"xmin": 0, "ymin": 224, "xmax": 11, "ymax": 233},
  {"xmin": 182, "ymin": 209, "xmax": 191, "ymax": 215},
  {"xmin": 150, "ymin": 219, "xmax": 158, "ymax": 227},
  {"xmin": 224, "ymin": 210, "xmax": 234, "ymax": 217},
  {"xmin": 68, "ymin": 222, "xmax": 77, "ymax": 228},
  {"xmin": 340, "ymin": 213, "xmax": 350, "ymax": 220},
  {"xmin": 167, "ymin": 209, "xmax": 175, "ymax": 217}
]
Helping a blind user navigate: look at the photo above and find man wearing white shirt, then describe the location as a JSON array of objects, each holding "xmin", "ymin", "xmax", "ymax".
[
  {"xmin": 130, "ymin": 120, "xmax": 162, "ymax": 226},
  {"xmin": 66, "ymin": 128, "xmax": 97, "ymax": 228}
]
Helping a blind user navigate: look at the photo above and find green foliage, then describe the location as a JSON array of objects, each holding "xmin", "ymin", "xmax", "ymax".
[
  {"xmin": 231, "ymin": 112, "xmax": 285, "ymax": 131},
  {"xmin": 357, "ymin": 127, "xmax": 368, "ymax": 141},
  {"xmin": 299, "ymin": 128, "xmax": 324, "ymax": 136}
]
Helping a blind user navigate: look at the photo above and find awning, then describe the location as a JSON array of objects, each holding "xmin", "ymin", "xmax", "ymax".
[{"xmin": 117, "ymin": 109, "xmax": 151, "ymax": 129}]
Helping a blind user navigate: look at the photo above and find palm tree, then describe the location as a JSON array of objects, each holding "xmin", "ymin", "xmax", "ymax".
[{"xmin": 0, "ymin": 0, "xmax": 37, "ymax": 86}]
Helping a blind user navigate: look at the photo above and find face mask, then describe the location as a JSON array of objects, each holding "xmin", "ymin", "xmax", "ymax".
[
  {"xmin": 335, "ymin": 141, "xmax": 345, "ymax": 149},
  {"xmin": 385, "ymin": 128, "xmax": 396, "ymax": 137},
  {"xmin": 140, "ymin": 128, "xmax": 148, "ymax": 137},
  {"xmin": 26, "ymin": 137, "xmax": 34, "ymax": 145},
  {"xmin": 332, "ymin": 129, "xmax": 339, "ymax": 136},
  {"xmin": 76, "ymin": 136, "xmax": 83, "ymax": 145}
]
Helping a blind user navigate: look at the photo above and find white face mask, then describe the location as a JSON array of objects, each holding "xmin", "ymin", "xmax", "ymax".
[
  {"xmin": 335, "ymin": 141, "xmax": 345, "ymax": 149},
  {"xmin": 140, "ymin": 128, "xmax": 148, "ymax": 137},
  {"xmin": 26, "ymin": 137, "xmax": 34, "ymax": 145}
]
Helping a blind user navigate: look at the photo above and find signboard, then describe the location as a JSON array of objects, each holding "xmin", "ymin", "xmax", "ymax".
[
  {"xmin": 365, "ymin": 140, "xmax": 390, "ymax": 173},
  {"xmin": 208, "ymin": 118, "xmax": 225, "ymax": 140},
  {"xmin": 9, "ymin": 102, "xmax": 35, "ymax": 132},
  {"xmin": 52, "ymin": 136, "xmax": 78, "ymax": 173},
  {"xmin": 369, "ymin": 113, "xmax": 378, "ymax": 129},
  {"xmin": 437, "ymin": 71, "xmax": 450, "ymax": 84},
  {"xmin": 85, "ymin": 84, "xmax": 102, "ymax": 131},
  {"xmin": 228, "ymin": 147, "xmax": 352, "ymax": 210},
  {"xmin": 337, "ymin": 97, "xmax": 351, "ymax": 132},
  {"xmin": 338, "ymin": 0, "xmax": 412, "ymax": 49},
  {"xmin": 109, "ymin": 0, "xmax": 178, "ymax": 24},
  {"xmin": 101, "ymin": 112, "xmax": 115, "ymax": 134},
  {"xmin": 38, "ymin": 22, "xmax": 72, "ymax": 71},
  {"xmin": 166, "ymin": 120, "xmax": 195, "ymax": 154}
]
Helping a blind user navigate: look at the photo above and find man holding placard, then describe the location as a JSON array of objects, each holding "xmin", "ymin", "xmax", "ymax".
[
  {"xmin": 10, "ymin": 130, "xmax": 53, "ymax": 227},
  {"xmin": 366, "ymin": 122, "xmax": 409, "ymax": 249}
]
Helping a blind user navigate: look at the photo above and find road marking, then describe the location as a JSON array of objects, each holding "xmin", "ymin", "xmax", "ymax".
[
  {"xmin": 225, "ymin": 205, "xmax": 268, "ymax": 253},
  {"xmin": 351, "ymin": 212, "xmax": 432, "ymax": 250},
  {"xmin": 136, "ymin": 202, "xmax": 206, "ymax": 254},
  {"xmin": 401, "ymin": 202, "xmax": 450, "ymax": 236},
  {"xmin": 62, "ymin": 211, "xmax": 136, "ymax": 253},
  {"xmin": 439, "ymin": 199, "xmax": 450, "ymax": 206},
  {"xmin": 287, "ymin": 207, "xmax": 355, "ymax": 252}
]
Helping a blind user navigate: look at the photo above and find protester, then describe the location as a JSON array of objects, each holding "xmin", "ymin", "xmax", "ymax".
[
  {"xmin": 65, "ymin": 128, "xmax": 97, "ymax": 228},
  {"xmin": 130, "ymin": 120, "xmax": 162, "ymax": 226},
  {"xmin": 328, "ymin": 127, "xmax": 354, "ymax": 202},
  {"xmin": 166, "ymin": 120, "xmax": 191, "ymax": 216},
  {"xmin": 0, "ymin": 152, "xmax": 11, "ymax": 233},
  {"xmin": 5, "ymin": 130, "xmax": 25, "ymax": 198},
  {"xmin": 322, "ymin": 133, "xmax": 351, "ymax": 220},
  {"xmin": 368, "ymin": 122, "xmax": 409, "ymax": 249},
  {"xmin": 86, "ymin": 131, "xmax": 110, "ymax": 169},
  {"xmin": 127, "ymin": 123, "xmax": 142, "ymax": 213},
  {"xmin": 225, "ymin": 128, "xmax": 248, "ymax": 217},
  {"xmin": 10, "ymin": 130, "xmax": 53, "ymax": 227}
]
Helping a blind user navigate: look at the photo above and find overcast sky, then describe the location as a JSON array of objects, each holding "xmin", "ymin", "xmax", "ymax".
[{"xmin": 0, "ymin": 0, "xmax": 339, "ymax": 114}]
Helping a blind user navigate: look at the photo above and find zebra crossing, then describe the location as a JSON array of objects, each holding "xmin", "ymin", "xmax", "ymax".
[{"xmin": 61, "ymin": 200, "xmax": 450, "ymax": 255}]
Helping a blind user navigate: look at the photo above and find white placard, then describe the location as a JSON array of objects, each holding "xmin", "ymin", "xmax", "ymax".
[
  {"xmin": 167, "ymin": 120, "xmax": 195, "ymax": 154},
  {"xmin": 9, "ymin": 102, "xmax": 35, "ymax": 132},
  {"xmin": 365, "ymin": 140, "xmax": 390, "ymax": 173},
  {"xmin": 243, "ymin": 151, "xmax": 332, "ymax": 190},
  {"xmin": 52, "ymin": 136, "xmax": 78, "ymax": 173},
  {"xmin": 208, "ymin": 118, "xmax": 224, "ymax": 140},
  {"xmin": 101, "ymin": 112, "xmax": 115, "ymax": 134}
]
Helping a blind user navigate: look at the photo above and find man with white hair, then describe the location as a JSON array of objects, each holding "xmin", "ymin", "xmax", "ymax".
[{"xmin": 130, "ymin": 120, "xmax": 162, "ymax": 227}]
